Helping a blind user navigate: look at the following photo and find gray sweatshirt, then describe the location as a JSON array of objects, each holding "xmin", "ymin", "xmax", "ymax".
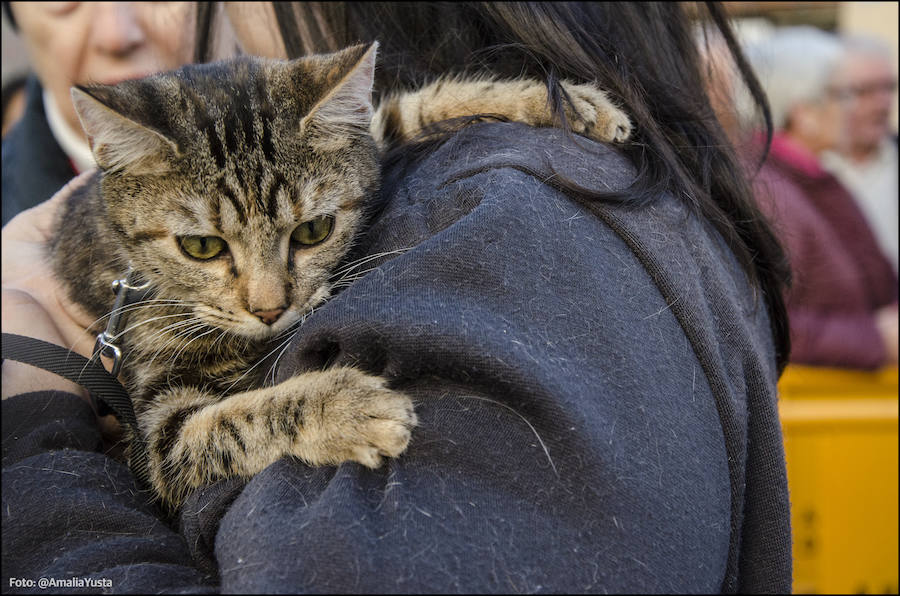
[{"xmin": 2, "ymin": 122, "xmax": 790, "ymax": 593}]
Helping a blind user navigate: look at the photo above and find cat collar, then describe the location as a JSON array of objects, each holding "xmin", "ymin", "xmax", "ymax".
[{"xmin": 94, "ymin": 266, "xmax": 152, "ymax": 378}]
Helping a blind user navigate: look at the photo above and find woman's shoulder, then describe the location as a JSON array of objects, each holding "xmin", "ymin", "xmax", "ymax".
[
  {"xmin": 385, "ymin": 121, "xmax": 637, "ymax": 198},
  {"xmin": 372, "ymin": 121, "xmax": 640, "ymax": 246},
  {"xmin": 378, "ymin": 123, "xmax": 759, "ymax": 302},
  {"xmin": 375, "ymin": 121, "xmax": 775, "ymax": 373}
]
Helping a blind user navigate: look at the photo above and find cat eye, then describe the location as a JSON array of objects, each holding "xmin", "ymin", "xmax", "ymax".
[
  {"xmin": 291, "ymin": 215, "xmax": 334, "ymax": 246},
  {"xmin": 179, "ymin": 236, "xmax": 227, "ymax": 260}
]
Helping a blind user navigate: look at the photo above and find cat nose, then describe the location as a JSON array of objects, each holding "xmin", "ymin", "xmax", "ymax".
[{"xmin": 252, "ymin": 307, "xmax": 286, "ymax": 325}]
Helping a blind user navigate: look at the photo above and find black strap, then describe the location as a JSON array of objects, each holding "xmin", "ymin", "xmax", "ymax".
[{"xmin": 1, "ymin": 332, "xmax": 151, "ymax": 489}]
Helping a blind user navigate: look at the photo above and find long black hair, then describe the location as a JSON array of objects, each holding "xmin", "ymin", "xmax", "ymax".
[{"xmin": 197, "ymin": 1, "xmax": 792, "ymax": 371}]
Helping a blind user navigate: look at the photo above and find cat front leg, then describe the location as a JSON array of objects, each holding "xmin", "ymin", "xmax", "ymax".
[
  {"xmin": 372, "ymin": 77, "xmax": 632, "ymax": 147},
  {"xmin": 141, "ymin": 367, "xmax": 416, "ymax": 508}
]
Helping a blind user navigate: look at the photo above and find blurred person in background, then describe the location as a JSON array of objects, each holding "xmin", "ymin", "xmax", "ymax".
[
  {"xmin": 1, "ymin": 1, "xmax": 197, "ymax": 226},
  {"xmin": 696, "ymin": 25, "xmax": 744, "ymax": 148},
  {"xmin": 821, "ymin": 35, "xmax": 898, "ymax": 274},
  {"xmin": 743, "ymin": 26, "xmax": 898, "ymax": 370}
]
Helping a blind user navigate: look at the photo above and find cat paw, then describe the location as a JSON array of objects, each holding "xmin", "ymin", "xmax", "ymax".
[
  {"xmin": 563, "ymin": 82, "xmax": 632, "ymax": 143},
  {"xmin": 299, "ymin": 368, "xmax": 417, "ymax": 469}
]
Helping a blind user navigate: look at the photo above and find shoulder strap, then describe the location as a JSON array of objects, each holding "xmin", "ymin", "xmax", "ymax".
[{"xmin": 1, "ymin": 332, "xmax": 151, "ymax": 489}]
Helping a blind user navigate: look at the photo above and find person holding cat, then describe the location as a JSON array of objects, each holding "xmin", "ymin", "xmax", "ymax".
[{"xmin": 3, "ymin": 2, "xmax": 793, "ymax": 592}]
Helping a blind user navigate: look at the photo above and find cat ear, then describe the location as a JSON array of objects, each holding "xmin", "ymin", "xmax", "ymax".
[
  {"xmin": 71, "ymin": 86, "xmax": 178, "ymax": 174},
  {"xmin": 300, "ymin": 42, "xmax": 378, "ymax": 147}
]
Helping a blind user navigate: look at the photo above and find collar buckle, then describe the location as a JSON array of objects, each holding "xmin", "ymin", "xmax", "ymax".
[{"xmin": 94, "ymin": 266, "xmax": 151, "ymax": 378}]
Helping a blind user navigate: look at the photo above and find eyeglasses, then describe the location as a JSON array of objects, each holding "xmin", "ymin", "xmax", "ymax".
[{"xmin": 826, "ymin": 80, "xmax": 898, "ymax": 102}]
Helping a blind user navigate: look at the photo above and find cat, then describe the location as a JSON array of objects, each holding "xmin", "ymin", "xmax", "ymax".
[{"xmin": 49, "ymin": 42, "xmax": 631, "ymax": 509}]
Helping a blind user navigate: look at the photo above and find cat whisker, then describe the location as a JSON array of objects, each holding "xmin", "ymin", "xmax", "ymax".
[
  {"xmin": 171, "ymin": 324, "xmax": 220, "ymax": 363},
  {"xmin": 263, "ymin": 305, "xmax": 325, "ymax": 385},
  {"xmin": 270, "ymin": 296, "xmax": 322, "ymax": 342},
  {"xmin": 64, "ymin": 299, "xmax": 200, "ymax": 368},
  {"xmin": 112, "ymin": 312, "xmax": 198, "ymax": 340},
  {"xmin": 193, "ymin": 305, "xmax": 242, "ymax": 322},
  {"xmin": 117, "ymin": 299, "xmax": 204, "ymax": 316},
  {"xmin": 273, "ymin": 311, "xmax": 309, "ymax": 340},
  {"xmin": 143, "ymin": 316, "xmax": 204, "ymax": 343},
  {"xmin": 329, "ymin": 265, "xmax": 383, "ymax": 289},
  {"xmin": 265, "ymin": 331, "xmax": 301, "ymax": 387},
  {"xmin": 112, "ymin": 316, "xmax": 201, "ymax": 369},
  {"xmin": 137, "ymin": 330, "xmax": 194, "ymax": 370},
  {"xmin": 331, "ymin": 247, "xmax": 412, "ymax": 281},
  {"xmin": 78, "ymin": 308, "xmax": 197, "ymax": 381},
  {"xmin": 205, "ymin": 328, "xmax": 231, "ymax": 360},
  {"xmin": 331, "ymin": 254, "xmax": 400, "ymax": 281},
  {"xmin": 161, "ymin": 325, "xmax": 212, "ymax": 389},
  {"xmin": 141, "ymin": 319, "xmax": 210, "ymax": 369},
  {"xmin": 146, "ymin": 322, "xmax": 210, "ymax": 369},
  {"xmin": 335, "ymin": 264, "xmax": 381, "ymax": 280},
  {"xmin": 218, "ymin": 325, "xmax": 301, "ymax": 397},
  {"xmin": 82, "ymin": 298, "xmax": 201, "ymax": 332}
]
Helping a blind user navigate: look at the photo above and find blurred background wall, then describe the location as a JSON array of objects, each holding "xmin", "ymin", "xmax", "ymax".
[
  {"xmin": 839, "ymin": 2, "xmax": 899, "ymax": 126},
  {"xmin": 718, "ymin": 1, "xmax": 898, "ymax": 127}
]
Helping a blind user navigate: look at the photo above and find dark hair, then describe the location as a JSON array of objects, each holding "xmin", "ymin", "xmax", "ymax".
[
  {"xmin": 197, "ymin": 1, "xmax": 792, "ymax": 371},
  {"xmin": 1, "ymin": 1, "xmax": 15, "ymax": 30},
  {"xmin": 194, "ymin": 2, "xmax": 216, "ymax": 64}
]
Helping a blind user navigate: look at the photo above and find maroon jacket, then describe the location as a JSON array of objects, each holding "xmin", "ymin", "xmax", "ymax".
[{"xmin": 752, "ymin": 133, "xmax": 898, "ymax": 369}]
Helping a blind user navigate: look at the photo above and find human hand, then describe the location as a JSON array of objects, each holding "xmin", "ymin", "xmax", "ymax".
[
  {"xmin": 2, "ymin": 172, "xmax": 98, "ymax": 401},
  {"xmin": 875, "ymin": 304, "xmax": 899, "ymax": 366}
]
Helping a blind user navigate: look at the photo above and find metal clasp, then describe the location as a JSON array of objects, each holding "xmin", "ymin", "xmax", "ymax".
[
  {"xmin": 94, "ymin": 331, "xmax": 124, "ymax": 377},
  {"xmin": 94, "ymin": 266, "xmax": 151, "ymax": 378}
]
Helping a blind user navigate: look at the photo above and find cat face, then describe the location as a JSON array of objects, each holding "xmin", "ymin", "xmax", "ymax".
[{"xmin": 71, "ymin": 44, "xmax": 379, "ymax": 340}]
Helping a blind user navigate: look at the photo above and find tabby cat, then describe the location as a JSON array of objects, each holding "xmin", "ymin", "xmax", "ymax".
[{"xmin": 50, "ymin": 42, "xmax": 631, "ymax": 509}]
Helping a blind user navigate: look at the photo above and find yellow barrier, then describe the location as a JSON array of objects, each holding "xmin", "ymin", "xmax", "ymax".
[{"xmin": 778, "ymin": 365, "xmax": 899, "ymax": 594}]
